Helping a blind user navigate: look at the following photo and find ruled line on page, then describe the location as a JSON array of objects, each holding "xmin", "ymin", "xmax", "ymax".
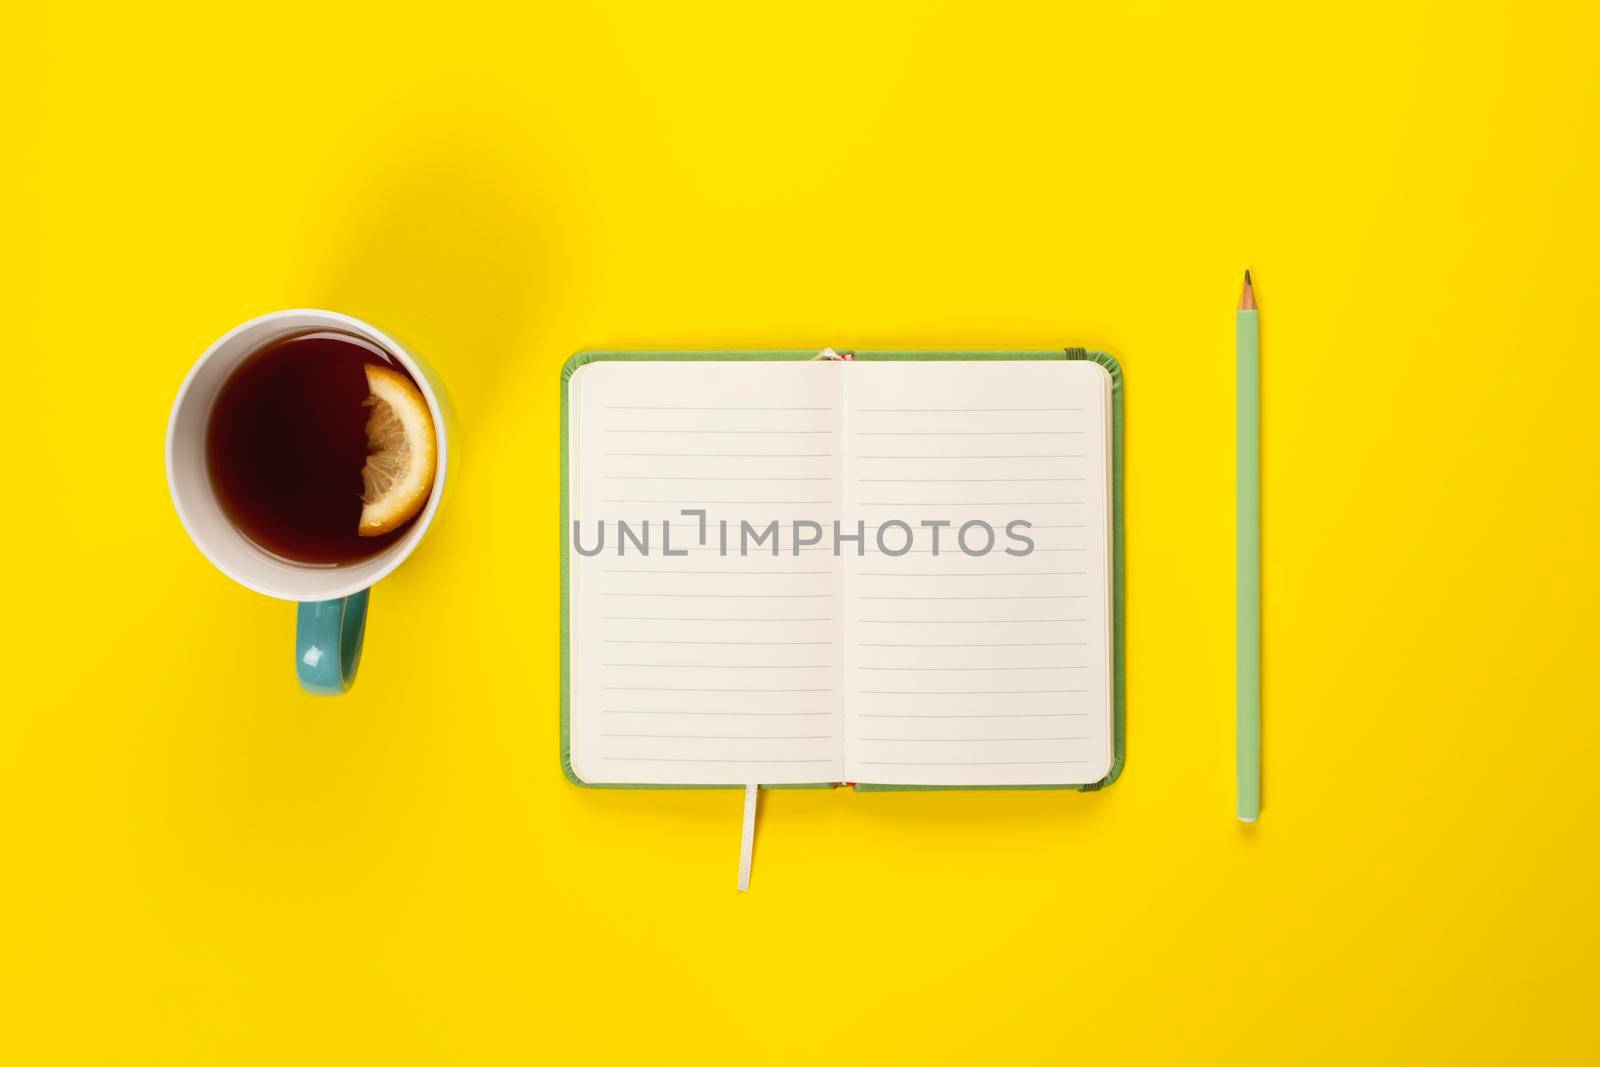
[
  {"xmin": 604, "ymin": 663, "xmax": 832, "ymax": 669},
  {"xmin": 600, "ymin": 758, "xmax": 834, "ymax": 764},
  {"xmin": 858, "ymin": 736, "xmax": 1089, "ymax": 743},
  {"xmin": 858, "ymin": 689, "xmax": 1089, "ymax": 695},
  {"xmin": 858, "ymin": 572, "xmax": 1087, "ymax": 577},
  {"xmin": 857, "ymin": 454, "xmax": 1085, "ymax": 459},
  {"xmin": 857, "ymin": 500, "xmax": 1086, "ymax": 506},
  {"xmin": 855, "ymin": 760, "xmax": 1090, "ymax": 767},
  {"xmin": 855, "ymin": 431, "xmax": 1086, "ymax": 436},
  {"xmin": 859, "ymin": 712, "xmax": 1091, "ymax": 719},
  {"xmin": 602, "ymin": 640, "xmax": 835, "ymax": 645},
  {"xmin": 605, "ymin": 429, "xmax": 833, "ymax": 435},
  {"xmin": 855, "ymin": 407, "xmax": 1084, "ymax": 413},
  {"xmin": 856, "ymin": 595, "xmax": 1087, "ymax": 601},
  {"xmin": 604, "ymin": 405, "xmax": 832, "ymax": 411},
  {"xmin": 856, "ymin": 524, "xmax": 1086, "ymax": 531},
  {"xmin": 602, "ymin": 686, "xmax": 834, "ymax": 693},
  {"xmin": 602, "ymin": 499, "xmax": 834, "ymax": 504},
  {"xmin": 603, "ymin": 569, "xmax": 833, "ymax": 575},
  {"xmin": 855, "ymin": 477, "xmax": 1086, "ymax": 483},
  {"xmin": 606, "ymin": 547, "xmax": 837, "ymax": 554},
  {"xmin": 858, "ymin": 665, "xmax": 1087, "ymax": 671},
  {"xmin": 862, "ymin": 548, "xmax": 1090, "ymax": 554},
  {"xmin": 587, "ymin": 523, "xmax": 1081, "ymax": 531},
  {"xmin": 603, "ymin": 452, "xmax": 833, "ymax": 457},
  {"xmin": 603, "ymin": 616, "xmax": 833, "ymax": 622},
  {"xmin": 858, "ymin": 641, "xmax": 1086, "ymax": 647},
  {"xmin": 855, "ymin": 618, "xmax": 1088, "ymax": 624},
  {"xmin": 588, "ymin": 522, "xmax": 879, "ymax": 530},
  {"xmin": 601, "ymin": 710, "xmax": 832, "ymax": 717},
  {"xmin": 604, "ymin": 475, "xmax": 832, "ymax": 481},
  {"xmin": 602, "ymin": 593, "xmax": 832, "ymax": 598},
  {"xmin": 603, "ymin": 733, "xmax": 833, "ymax": 740}
]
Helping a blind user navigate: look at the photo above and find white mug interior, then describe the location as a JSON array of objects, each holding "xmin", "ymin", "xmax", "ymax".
[{"xmin": 166, "ymin": 309, "xmax": 447, "ymax": 602}]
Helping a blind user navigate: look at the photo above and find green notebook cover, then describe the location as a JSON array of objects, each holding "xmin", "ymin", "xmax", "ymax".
[{"xmin": 560, "ymin": 348, "xmax": 1124, "ymax": 792}]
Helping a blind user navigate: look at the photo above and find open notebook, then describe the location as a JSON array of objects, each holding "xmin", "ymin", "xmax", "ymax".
[{"xmin": 561, "ymin": 350, "xmax": 1124, "ymax": 790}]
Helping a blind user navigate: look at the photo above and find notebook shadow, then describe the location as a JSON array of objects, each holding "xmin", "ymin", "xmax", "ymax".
[{"xmin": 841, "ymin": 787, "xmax": 1113, "ymax": 834}]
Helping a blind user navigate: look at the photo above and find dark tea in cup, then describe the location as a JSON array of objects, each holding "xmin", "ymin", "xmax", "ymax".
[{"xmin": 205, "ymin": 330, "xmax": 437, "ymax": 565}]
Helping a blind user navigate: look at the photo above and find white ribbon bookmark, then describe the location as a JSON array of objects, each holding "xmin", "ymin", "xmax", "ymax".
[{"xmin": 737, "ymin": 784, "xmax": 759, "ymax": 892}]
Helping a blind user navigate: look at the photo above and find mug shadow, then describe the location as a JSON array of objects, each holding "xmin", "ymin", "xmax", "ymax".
[
  {"xmin": 312, "ymin": 140, "xmax": 548, "ymax": 439},
  {"xmin": 168, "ymin": 142, "xmax": 553, "ymax": 880},
  {"xmin": 310, "ymin": 137, "xmax": 555, "ymax": 597}
]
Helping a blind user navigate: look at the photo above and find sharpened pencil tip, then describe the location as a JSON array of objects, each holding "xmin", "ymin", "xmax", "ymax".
[{"xmin": 1238, "ymin": 270, "xmax": 1257, "ymax": 310}]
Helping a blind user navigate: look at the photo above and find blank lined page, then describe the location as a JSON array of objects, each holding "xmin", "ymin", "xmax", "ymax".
[
  {"xmin": 568, "ymin": 360, "xmax": 845, "ymax": 785},
  {"xmin": 839, "ymin": 360, "xmax": 1114, "ymax": 786}
]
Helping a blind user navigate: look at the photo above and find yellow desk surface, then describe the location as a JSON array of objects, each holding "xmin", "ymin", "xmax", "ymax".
[{"xmin": 4, "ymin": 2, "xmax": 1597, "ymax": 1063}]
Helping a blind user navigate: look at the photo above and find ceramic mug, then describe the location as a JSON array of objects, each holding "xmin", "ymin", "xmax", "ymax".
[{"xmin": 166, "ymin": 309, "xmax": 449, "ymax": 694}]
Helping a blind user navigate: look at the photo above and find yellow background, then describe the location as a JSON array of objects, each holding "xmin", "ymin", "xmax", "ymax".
[{"xmin": 4, "ymin": 1, "xmax": 1598, "ymax": 1063}]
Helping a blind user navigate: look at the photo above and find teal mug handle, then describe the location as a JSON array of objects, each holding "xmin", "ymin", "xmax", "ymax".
[{"xmin": 296, "ymin": 589, "xmax": 370, "ymax": 695}]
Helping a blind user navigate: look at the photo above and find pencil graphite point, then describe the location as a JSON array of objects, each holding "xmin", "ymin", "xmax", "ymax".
[{"xmin": 1244, "ymin": 269, "xmax": 1252, "ymax": 286}]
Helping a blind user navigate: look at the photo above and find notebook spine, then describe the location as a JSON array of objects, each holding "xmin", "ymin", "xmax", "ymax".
[{"xmin": 817, "ymin": 346, "xmax": 851, "ymax": 789}]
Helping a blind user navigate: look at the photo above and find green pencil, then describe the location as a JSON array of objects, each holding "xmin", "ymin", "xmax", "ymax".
[{"xmin": 1237, "ymin": 270, "xmax": 1261, "ymax": 822}]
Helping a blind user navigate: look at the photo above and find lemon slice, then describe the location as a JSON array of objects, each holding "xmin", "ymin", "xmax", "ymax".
[{"xmin": 359, "ymin": 365, "xmax": 437, "ymax": 536}]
